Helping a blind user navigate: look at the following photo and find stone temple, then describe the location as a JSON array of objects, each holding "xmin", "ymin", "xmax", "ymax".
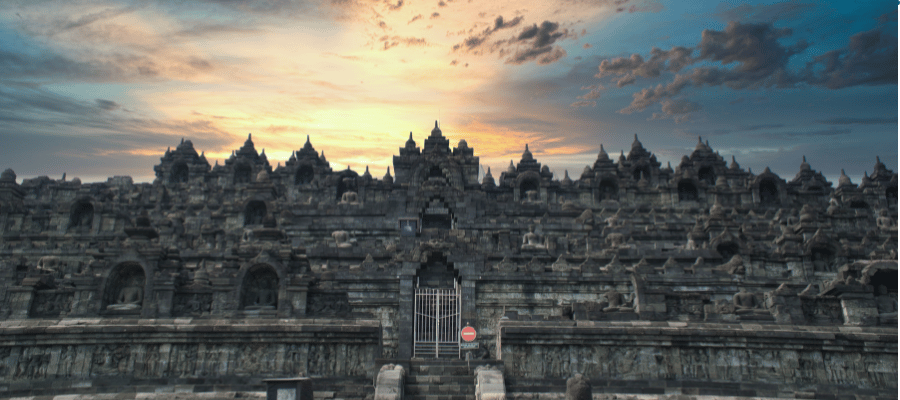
[{"xmin": 0, "ymin": 122, "xmax": 896, "ymax": 400}]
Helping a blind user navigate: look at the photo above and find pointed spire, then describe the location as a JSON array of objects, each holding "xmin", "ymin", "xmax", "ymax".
[
  {"xmin": 631, "ymin": 133, "xmax": 643, "ymax": 149},
  {"xmin": 181, "ymin": 137, "xmax": 184, "ymax": 144},
  {"xmin": 764, "ymin": 166, "xmax": 771, "ymax": 174},
  {"xmin": 508, "ymin": 160, "xmax": 516, "ymax": 173},
  {"xmin": 482, "ymin": 166, "xmax": 495, "ymax": 186},
  {"xmin": 597, "ymin": 144, "xmax": 609, "ymax": 161},
  {"xmin": 431, "ymin": 120, "xmax": 442, "ymax": 137},
  {"xmin": 838, "ymin": 169, "xmax": 853, "ymax": 188}
]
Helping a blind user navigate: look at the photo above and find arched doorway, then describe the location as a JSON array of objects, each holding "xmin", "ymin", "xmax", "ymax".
[{"xmin": 414, "ymin": 252, "xmax": 460, "ymax": 358}]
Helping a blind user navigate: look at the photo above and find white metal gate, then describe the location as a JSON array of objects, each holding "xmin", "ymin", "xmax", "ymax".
[{"xmin": 413, "ymin": 282, "xmax": 460, "ymax": 358}]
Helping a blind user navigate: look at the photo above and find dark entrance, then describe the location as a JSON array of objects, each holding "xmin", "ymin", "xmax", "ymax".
[{"xmin": 413, "ymin": 254, "xmax": 460, "ymax": 358}]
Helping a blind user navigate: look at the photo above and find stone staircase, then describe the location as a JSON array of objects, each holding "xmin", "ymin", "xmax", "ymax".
[{"xmin": 405, "ymin": 360, "xmax": 477, "ymax": 400}]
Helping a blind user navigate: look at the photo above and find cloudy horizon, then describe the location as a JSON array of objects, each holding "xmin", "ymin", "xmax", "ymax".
[{"xmin": 0, "ymin": 0, "xmax": 896, "ymax": 186}]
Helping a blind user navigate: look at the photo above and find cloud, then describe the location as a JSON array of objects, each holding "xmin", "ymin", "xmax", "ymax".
[
  {"xmin": 753, "ymin": 128, "xmax": 852, "ymax": 140},
  {"xmin": 95, "ymin": 99, "xmax": 121, "ymax": 111},
  {"xmin": 570, "ymin": 100, "xmax": 596, "ymax": 108},
  {"xmin": 408, "ymin": 14, "xmax": 422, "ymax": 23},
  {"xmin": 735, "ymin": 124, "xmax": 784, "ymax": 131},
  {"xmin": 799, "ymin": 28, "xmax": 898, "ymax": 89},
  {"xmin": 380, "ymin": 35, "xmax": 427, "ymax": 50},
  {"xmin": 430, "ymin": 12, "xmax": 440, "ymax": 19},
  {"xmin": 386, "ymin": 0, "xmax": 403, "ymax": 11},
  {"xmin": 816, "ymin": 117, "xmax": 896, "ymax": 125},
  {"xmin": 713, "ymin": 0, "xmax": 815, "ymax": 23},
  {"xmin": 597, "ymin": 46, "xmax": 693, "ymax": 87},
  {"xmin": 577, "ymin": 84, "xmax": 604, "ymax": 100},
  {"xmin": 504, "ymin": 21, "xmax": 572, "ymax": 65},
  {"xmin": 591, "ymin": 21, "xmax": 896, "ymax": 117},
  {"xmin": 451, "ymin": 15, "xmax": 524, "ymax": 52}
]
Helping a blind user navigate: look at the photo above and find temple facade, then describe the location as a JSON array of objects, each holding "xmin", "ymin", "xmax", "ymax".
[{"xmin": 0, "ymin": 122, "xmax": 896, "ymax": 399}]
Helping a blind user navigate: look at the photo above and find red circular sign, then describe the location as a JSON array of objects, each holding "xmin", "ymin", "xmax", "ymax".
[{"xmin": 460, "ymin": 326, "xmax": 477, "ymax": 342}]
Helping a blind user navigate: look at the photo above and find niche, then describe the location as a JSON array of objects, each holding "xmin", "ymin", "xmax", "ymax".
[
  {"xmin": 103, "ymin": 262, "xmax": 146, "ymax": 311},
  {"xmin": 244, "ymin": 200, "xmax": 267, "ymax": 226},
  {"xmin": 678, "ymin": 181, "xmax": 698, "ymax": 202},
  {"xmin": 716, "ymin": 242, "xmax": 740, "ymax": 260},
  {"xmin": 633, "ymin": 166, "xmax": 650, "ymax": 181},
  {"xmin": 241, "ymin": 264, "xmax": 279, "ymax": 310},
  {"xmin": 759, "ymin": 179, "xmax": 778, "ymax": 206},
  {"xmin": 598, "ymin": 179, "xmax": 618, "ymax": 201},
  {"xmin": 68, "ymin": 201, "xmax": 94, "ymax": 230},
  {"xmin": 234, "ymin": 162, "xmax": 252, "ymax": 184},
  {"xmin": 170, "ymin": 162, "xmax": 189, "ymax": 183},
  {"xmin": 698, "ymin": 166, "xmax": 716, "ymax": 186},
  {"xmin": 295, "ymin": 165, "xmax": 314, "ymax": 185}
]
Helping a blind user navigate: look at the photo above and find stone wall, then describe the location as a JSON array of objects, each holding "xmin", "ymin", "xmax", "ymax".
[
  {"xmin": 499, "ymin": 320, "xmax": 897, "ymax": 398},
  {"xmin": 0, "ymin": 318, "xmax": 380, "ymax": 397}
]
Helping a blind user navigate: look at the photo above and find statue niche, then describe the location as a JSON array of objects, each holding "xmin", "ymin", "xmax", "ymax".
[
  {"xmin": 241, "ymin": 265, "xmax": 279, "ymax": 310},
  {"xmin": 678, "ymin": 181, "xmax": 698, "ymax": 202},
  {"xmin": 759, "ymin": 179, "xmax": 778, "ymax": 206},
  {"xmin": 170, "ymin": 162, "xmax": 189, "ymax": 183},
  {"xmin": 234, "ymin": 162, "xmax": 252, "ymax": 184},
  {"xmin": 244, "ymin": 200, "xmax": 266, "ymax": 226},
  {"xmin": 104, "ymin": 263, "xmax": 146, "ymax": 311},
  {"xmin": 598, "ymin": 179, "xmax": 618, "ymax": 201},
  {"xmin": 68, "ymin": 201, "xmax": 94, "ymax": 231}
]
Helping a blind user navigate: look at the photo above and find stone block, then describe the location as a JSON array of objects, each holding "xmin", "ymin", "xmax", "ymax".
[{"xmin": 476, "ymin": 365, "xmax": 506, "ymax": 400}]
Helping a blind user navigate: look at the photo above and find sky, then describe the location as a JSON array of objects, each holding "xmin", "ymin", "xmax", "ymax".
[{"xmin": 0, "ymin": 0, "xmax": 896, "ymax": 185}]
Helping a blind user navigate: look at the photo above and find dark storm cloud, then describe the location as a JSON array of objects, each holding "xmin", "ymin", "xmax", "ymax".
[
  {"xmin": 591, "ymin": 21, "xmax": 897, "ymax": 118},
  {"xmin": 816, "ymin": 117, "xmax": 896, "ymax": 125}
]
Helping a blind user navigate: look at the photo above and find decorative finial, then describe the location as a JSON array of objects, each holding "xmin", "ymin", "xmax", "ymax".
[
  {"xmin": 525, "ymin": 144, "xmax": 529, "ymax": 151},
  {"xmin": 434, "ymin": 120, "xmax": 439, "ymax": 128},
  {"xmin": 803, "ymin": 155, "xmax": 807, "ymax": 162},
  {"xmin": 181, "ymin": 137, "xmax": 184, "ymax": 144},
  {"xmin": 409, "ymin": 131, "xmax": 413, "ymax": 140}
]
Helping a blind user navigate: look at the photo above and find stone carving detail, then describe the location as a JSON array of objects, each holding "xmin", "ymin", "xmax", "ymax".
[
  {"xmin": 172, "ymin": 293, "xmax": 212, "ymax": 317},
  {"xmin": 29, "ymin": 290, "xmax": 73, "ymax": 317},
  {"xmin": 307, "ymin": 292, "xmax": 351, "ymax": 316}
]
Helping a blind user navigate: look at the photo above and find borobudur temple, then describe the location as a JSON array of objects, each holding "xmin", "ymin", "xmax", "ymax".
[{"xmin": 0, "ymin": 122, "xmax": 896, "ymax": 399}]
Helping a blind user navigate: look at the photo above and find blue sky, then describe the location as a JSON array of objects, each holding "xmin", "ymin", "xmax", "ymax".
[{"xmin": 0, "ymin": 0, "xmax": 896, "ymax": 184}]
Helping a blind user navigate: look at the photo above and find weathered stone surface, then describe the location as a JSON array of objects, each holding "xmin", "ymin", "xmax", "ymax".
[
  {"xmin": 476, "ymin": 365, "xmax": 507, "ymax": 400},
  {"xmin": 0, "ymin": 125, "xmax": 896, "ymax": 398},
  {"xmin": 374, "ymin": 363, "xmax": 405, "ymax": 400}
]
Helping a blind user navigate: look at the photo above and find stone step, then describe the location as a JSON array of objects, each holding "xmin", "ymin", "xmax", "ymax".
[
  {"xmin": 407, "ymin": 375, "xmax": 474, "ymax": 385},
  {"xmin": 408, "ymin": 365, "xmax": 474, "ymax": 376},
  {"xmin": 405, "ymin": 395, "xmax": 475, "ymax": 400},
  {"xmin": 405, "ymin": 384, "xmax": 475, "ymax": 395}
]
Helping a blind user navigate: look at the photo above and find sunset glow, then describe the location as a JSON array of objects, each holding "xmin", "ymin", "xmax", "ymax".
[{"xmin": 1, "ymin": 0, "xmax": 896, "ymax": 183}]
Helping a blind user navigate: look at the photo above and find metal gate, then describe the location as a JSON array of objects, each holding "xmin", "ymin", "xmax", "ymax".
[{"xmin": 413, "ymin": 282, "xmax": 460, "ymax": 358}]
